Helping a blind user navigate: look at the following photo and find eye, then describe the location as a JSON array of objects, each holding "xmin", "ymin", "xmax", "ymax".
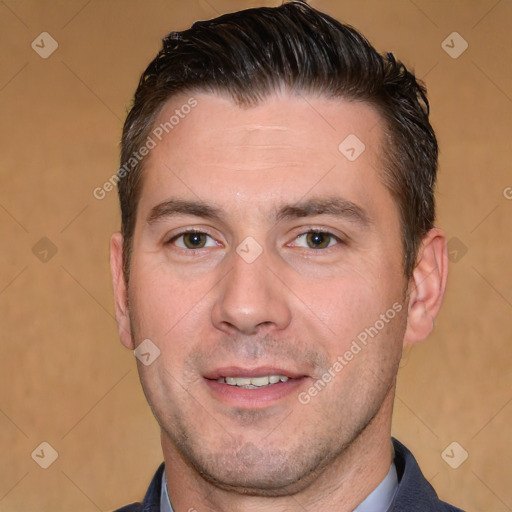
[
  {"xmin": 171, "ymin": 231, "xmax": 218, "ymax": 249},
  {"xmin": 293, "ymin": 231, "xmax": 339, "ymax": 249}
]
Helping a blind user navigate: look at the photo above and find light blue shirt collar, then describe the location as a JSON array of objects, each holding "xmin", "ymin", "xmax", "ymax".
[
  {"xmin": 354, "ymin": 462, "xmax": 398, "ymax": 512},
  {"xmin": 160, "ymin": 470, "xmax": 173, "ymax": 512},
  {"xmin": 161, "ymin": 462, "xmax": 398, "ymax": 512}
]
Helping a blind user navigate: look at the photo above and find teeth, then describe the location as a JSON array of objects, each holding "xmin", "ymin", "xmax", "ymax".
[
  {"xmin": 220, "ymin": 375, "xmax": 290, "ymax": 388},
  {"xmin": 251, "ymin": 376, "xmax": 269, "ymax": 386}
]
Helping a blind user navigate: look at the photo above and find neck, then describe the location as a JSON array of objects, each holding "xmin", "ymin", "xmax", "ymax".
[{"xmin": 163, "ymin": 389, "xmax": 395, "ymax": 512}]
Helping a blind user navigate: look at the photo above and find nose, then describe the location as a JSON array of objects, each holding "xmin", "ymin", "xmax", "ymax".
[{"xmin": 211, "ymin": 249, "xmax": 292, "ymax": 336}]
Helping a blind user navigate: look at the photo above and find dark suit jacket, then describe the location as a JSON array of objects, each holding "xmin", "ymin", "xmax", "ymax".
[{"xmin": 114, "ymin": 438, "xmax": 465, "ymax": 511}]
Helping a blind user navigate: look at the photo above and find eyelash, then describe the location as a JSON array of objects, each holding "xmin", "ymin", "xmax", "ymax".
[
  {"xmin": 166, "ymin": 229, "xmax": 344, "ymax": 252},
  {"xmin": 290, "ymin": 230, "xmax": 343, "ymax": 250},
  {"xmin": 166, "ymin": 229, "xmax": 219, "ymax": 250}
]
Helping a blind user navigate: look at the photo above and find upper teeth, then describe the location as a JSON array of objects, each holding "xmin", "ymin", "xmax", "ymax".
[{"xmin": 218, "ymin": 375, "xmax": 289, "ymax": 387}]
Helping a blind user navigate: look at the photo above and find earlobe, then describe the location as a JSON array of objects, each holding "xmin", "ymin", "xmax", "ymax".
[
  {"xmin": 110, "ymin": 232, "xmax": 135, "ymax": 349},
  {"xmin": 404, "ymin": 227, "xmax": 449, "ymax": 346}
]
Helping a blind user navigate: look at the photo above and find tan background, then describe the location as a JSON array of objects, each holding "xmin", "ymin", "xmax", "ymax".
[{"xmin": 0, "ymin": 0, "xmax": 511, "ymax": 510}]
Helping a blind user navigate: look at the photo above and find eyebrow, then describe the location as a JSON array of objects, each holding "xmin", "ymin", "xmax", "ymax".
[
  {"xmin": 146, "ymin": 196, "xmax": 370, "ymax": 228},
  {"xmin": 147, "ymin": 199, "xmax": 225, "ymax": 225},
  {"xmin": 275, "ymin": 197, "xmax": 371, "ymax": 227}
]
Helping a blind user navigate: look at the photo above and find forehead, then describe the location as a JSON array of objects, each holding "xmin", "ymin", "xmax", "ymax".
[
  {"xmin": 138, "ymin": 91, "xmax": 391, "ymax": 220},
  {"xmin": 154, "ymin": 91, "xmax": 382, "ymax": 164}
]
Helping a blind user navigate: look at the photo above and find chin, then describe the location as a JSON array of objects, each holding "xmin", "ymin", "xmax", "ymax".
[
  {"xmin": 173, "ymin": 436, "xmax": 335, "ymax": 497},
  {"xmin": 192, "ymin": 461, "xmax": 317, "ymax": 497}
]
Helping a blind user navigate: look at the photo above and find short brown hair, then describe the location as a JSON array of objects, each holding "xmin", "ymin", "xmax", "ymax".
[{"xmin": 119, "ymin": 0, "xmax": 438, "ymax": 282}]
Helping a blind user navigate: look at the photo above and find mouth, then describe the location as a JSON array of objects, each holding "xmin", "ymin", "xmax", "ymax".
[
  {"xmin": 204, "ymin": 367, "xmax": 308, "ymax": 407},
  {"xmin": 216, "ymin": 375, "xmax": 290, "ymax": 389}
]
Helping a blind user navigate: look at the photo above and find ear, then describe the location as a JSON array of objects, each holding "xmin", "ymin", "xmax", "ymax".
[
  {"xmin": 404, "ymin": 227, "xmax": 449, "ymax": 346},
  {"xmin": 110, "ymin": 232, "xmax": 135, "ymax": 349}
]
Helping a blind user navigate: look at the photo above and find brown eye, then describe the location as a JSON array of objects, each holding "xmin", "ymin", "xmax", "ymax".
[
  {"xmin": 182, "ymin": 232, "xmax": 208, "ymax": 249},
  {"xmin": 169, "ymin": 231, "xmax": 219, "ymax": 251},
  {"xmin": 305, "ymin": 232, "xmax": 333, "ymax": 249}
]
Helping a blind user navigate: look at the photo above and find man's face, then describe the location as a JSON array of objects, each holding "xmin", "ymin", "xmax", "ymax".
[{"xmin": 119, "ymin": 92, "xmax": 409, "ymax": 493}]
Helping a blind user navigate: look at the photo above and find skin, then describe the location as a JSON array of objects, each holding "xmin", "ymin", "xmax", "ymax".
[{"xmin": 111, "ymin": 92, "xmax": 448, "ymax": 512}]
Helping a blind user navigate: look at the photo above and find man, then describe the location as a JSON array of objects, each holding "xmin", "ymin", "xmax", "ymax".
[{"xmin": 110, "ymin": 1, "xmax": 464, "ymax": 510}]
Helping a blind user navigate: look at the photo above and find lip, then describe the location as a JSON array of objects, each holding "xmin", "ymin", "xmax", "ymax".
[
  {"xmin": 203, "ymin": 366, "xmax": 309, "ymax": 408},
  {"xmin": 203, "ymin": 366, "xmax": 306, "ymax": 380}
]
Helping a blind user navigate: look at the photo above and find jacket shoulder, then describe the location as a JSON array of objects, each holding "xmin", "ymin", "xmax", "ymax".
[{"xmin": 391, "ymin": 439, "xmax": 466, "ymax": 512}]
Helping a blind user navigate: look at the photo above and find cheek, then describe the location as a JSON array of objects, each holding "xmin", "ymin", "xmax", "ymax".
[
  {"xmin": 128, "ymin": 252, "xmax": 216, "ymax": 332},
  {"xmin": 289, "ymin": 263, "xmax": 404, "ymax": 348}
]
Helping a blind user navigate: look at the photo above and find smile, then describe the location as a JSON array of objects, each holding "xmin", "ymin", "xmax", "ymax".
[{"xmin": 217, "ymin": 375, "xmax": 290, "ymax": 388}]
